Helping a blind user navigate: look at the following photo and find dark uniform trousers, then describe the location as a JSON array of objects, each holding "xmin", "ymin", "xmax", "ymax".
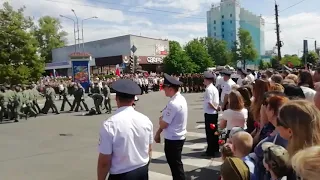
[
  {"xmin": 108, "ymin": 164, "xmax": 149, "ymax": 180},
  {"xmin": 204, "ymin": 113, "xmax": 219, "ymax": 155},
  {"xmin": 164, "ymin": 139, "xmax": 186, "ymax": 180}
]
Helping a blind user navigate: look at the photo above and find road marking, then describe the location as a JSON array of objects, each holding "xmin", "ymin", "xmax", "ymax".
[
  {"xmin": 183, "ymin": 142, "xmax": 207, "ymax": 150},
  {"xmin": 152, "ymin": 151, "xmax": 222, "ymax": 170},
  {"xmin": 149, "ymin": 171, "xmax": 172, "ymax": 180},
  {"xmin": 187, "ymin": 132, "xmax": 206, "ymax": 138},
  {"xmin": 195, "ymin": 124, "xmax": 205, "ymax": 129}
]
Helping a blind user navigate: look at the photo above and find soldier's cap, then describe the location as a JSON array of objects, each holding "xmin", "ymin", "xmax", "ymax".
[
  {"xmin": 240, "ymin": 68, "xmax": 249, "ymax": 75},
  {"xmin": 220, "ymin": 69, "xmax": 232, "ymax": 76},
  {"xmin": 284, "ymin": 65, "xmax": 293, "ymax": 72},
  {"xmin": 111, "ymin": 79, "xmax": 141, "ymax": 98},
  {"xmin": 203, "ymin": 71, "xmax": 215, "ymax": 79},
  {"xmin": 262, "ymin": 142, "xmax": 290, "ymax": 171},
  {"xmin": 221, "ymin": 157, "xmax": 250, "ymax": 180},
  {"xmin": 163, "ymin": 73, "xmax": 183, "ymax": 86}
]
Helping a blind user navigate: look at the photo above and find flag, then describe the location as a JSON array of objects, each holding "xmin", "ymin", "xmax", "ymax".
[{"xmin": 115, "ymin": 68, "xmax": 120, "ymax": 76}]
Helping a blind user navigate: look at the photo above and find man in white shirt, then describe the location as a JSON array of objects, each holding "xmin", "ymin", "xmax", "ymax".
[
  {"xmin": 154, "ymin": 73, "xmax": 188, "ymax": 180},
  {"xmin": 220, "ymin": 70, "xmax": 236, "ymax": 109},
  {"xmin": 202, "ymin": 71, "xmax": 220, "ymax": 157},
  {"xmin": 237, "ymin": 68, "xmax": 249, "ymax": 87},
  {"xmin": 97, "ymin": 79, "xmax": 153, "ymax": 180}
]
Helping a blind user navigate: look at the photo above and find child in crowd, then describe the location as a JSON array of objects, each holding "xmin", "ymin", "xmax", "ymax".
[
  {"xmin": 262, "ymin": 142, "xmax": 291, "ymax": 180},
  {"xmin": 231, "ymin": 131, "xmax": 257, "ymax": 180},
  {"xmin": 221, "ymin": 143, "xmax": 234, "ymax": 160}
]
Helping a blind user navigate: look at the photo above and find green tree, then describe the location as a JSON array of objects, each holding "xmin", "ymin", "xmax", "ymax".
[
  {"xmin": 301, "ymin": 51, "xmax": 319, "ymax": 64},
  {"xmin": 34, "ymin": 16, "xmax": 67, "ymax": 63},
  {"xmin": 0, "ymin": 2, "xmax": 44, "ymax": 84},
  {"xmin": 184, "ymin": 39, "xmax": 213, "ymax": 72},
  {"xmin": 280, "ymin": 54, "xmax": 301, "ymax": 67},
  {"xmin": 200, "ymin": 37, "xmax": 231, "ymax": 66},
  {"xmin": 259, "ymin": 60, "xmax": 271, "ymax": 70},
  {"xmin": 270, "ymin": 56, "xmax": 280, "ymax": 69},
  {"xmin": 232, "ymin": 28, "xmax": 258, "ymax": 68},
  {"xmin": 163, "ymin": 41, "xmax": 197, "ymax": 74}
]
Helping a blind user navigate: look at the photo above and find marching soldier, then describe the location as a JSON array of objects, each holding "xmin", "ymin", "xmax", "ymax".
[
  {"xmin": 60, "ymin": 83, "xmax": 72, "ymax": 112},
  {"xmin": 6, "ymin": 85, "xmax": 15, "ymax": 120},
  {"xmin": 0, "ymin": 86, "xmax": 6, "ymax": 123},
  {"xmin": 31, "ymin": 84, "xmax": 41, "ymax": 114},
  {"xmin": 43, "ymin": 84, "xmax": 59, "ymax": 114},
  {"xmin": 90, "ymin": 82, "xmax": 103, "ymax": 114},
  {"xmin": 23, "ymin": 85, "xmax": 37, "ymax": 117},
  {"xmin": 13, "ymin": 85, "xmax": 27, "ymax": 121},
  {"xmin": 102, "ymin": 82, "xmax": 112, "ymax": 114}
]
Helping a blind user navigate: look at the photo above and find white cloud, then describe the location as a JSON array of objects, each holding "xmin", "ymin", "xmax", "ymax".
[
  {"xmin": 264, "ymin": 12, "xmax": 320, "ymax": 55},
  {"xmin": 144, "ymin": 0, "xmax": 218, "ymax": 11},
  {"xmin": 2, "ymin": 0, "xmax": 319, "ymax": 56}
]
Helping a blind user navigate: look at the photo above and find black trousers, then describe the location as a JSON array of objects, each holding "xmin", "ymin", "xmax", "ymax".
[
  {"xmin": 108, "ymin": 164, "xmax": 148, "ymax": 180},
  {"xmin": 164, "ymin": 139, "xmax": 186, "ymax": 180},
  {"xmin": 204, "ymin": 113, "xmax": 219, "ymax": 155}
]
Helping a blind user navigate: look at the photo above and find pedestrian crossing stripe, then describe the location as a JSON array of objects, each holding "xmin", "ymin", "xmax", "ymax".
[
  {"xmin": 149, "ymin": 171, "xmax": 171, "ymax": 180},
  {"xmin": 151, "ymin": 151, "xmax": 222, "ymax": 171}
]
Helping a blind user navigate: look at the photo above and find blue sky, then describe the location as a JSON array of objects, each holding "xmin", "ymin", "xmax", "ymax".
[{"xmin": 3, "ymin": 0, "xmax": 320, "ymax": 55}]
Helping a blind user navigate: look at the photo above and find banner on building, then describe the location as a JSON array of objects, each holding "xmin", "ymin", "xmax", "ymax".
[{"xmin": 72, "ymin": 61, "xmax": 90, "ymax": 90}]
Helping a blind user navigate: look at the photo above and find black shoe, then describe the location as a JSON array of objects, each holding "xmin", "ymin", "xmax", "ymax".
[{"xmin": 201, "ymin": 152, "xmax": 214, "ymax": 157}]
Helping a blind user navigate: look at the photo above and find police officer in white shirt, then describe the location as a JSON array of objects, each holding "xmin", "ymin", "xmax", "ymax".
[
  {"xmin": 202, "ymin": 71, "xmax": 220, "ymax": 157},
  {"xmin": 97, "ymin": 79, "xmax": 153, "ymax": 180},
  {"xmin": 154, "ymin": 73, "xmax": 188, "ymax": 180},
  {"xmin": 237, "ymin": 68, "xmax": 249, "ymax": 86},
  {"xmin": 220, "ymin": 70, "xmax": 236, "ymax": 110}
]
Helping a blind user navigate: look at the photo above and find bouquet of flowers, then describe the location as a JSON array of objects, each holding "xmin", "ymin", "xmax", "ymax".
[{"xmin": 209, "ymin": 123, "xmax": 227, "ymax": 146}]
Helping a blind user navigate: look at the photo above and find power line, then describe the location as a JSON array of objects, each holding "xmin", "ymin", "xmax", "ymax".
[
  {"xmin": 279, "ymin": 0, "xmax": 308, "ymax": 12},
  {"xmin": 42, "ymin": 0, "xmax": 276, "ymax": 24}
]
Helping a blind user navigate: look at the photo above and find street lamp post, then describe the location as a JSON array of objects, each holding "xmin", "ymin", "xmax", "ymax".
[
  {"xmin": 60, "ymin": 15, "xmax": 77, "ymax": 52},
  {"xmin": 81, "ymin": 16, "xmax": 98, "ymax": 52},
  {"xmin": 71, "ymin": 9, "xmax": 81, "ymax": 51},
  {"xmin": 304, "ymin": 37, "xmax": 316, "ymax": 65}
]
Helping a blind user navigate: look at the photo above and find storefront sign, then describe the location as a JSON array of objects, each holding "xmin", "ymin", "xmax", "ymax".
[{"xmin": 147, "ymin": 56, "xmax": 163, "ymax": 64}]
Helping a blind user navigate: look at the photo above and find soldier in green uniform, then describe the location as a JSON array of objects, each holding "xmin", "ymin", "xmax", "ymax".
[
  {"xmin": 0, "ymin": 86, "xmax": 6, "ymax": 123},
  {"xmin": 13, "ymin": 85, "xmax": 27, "ymax": 122},
  {"xmin": 187, "ymin": 74, "xmax": 193, "ymax": 93},
  {"xmin": 23, "ymin": 85, "xmax": 37, "ymax": 117},
  {"xmin": 6, "ymin": 85, "xmax": 15, "ymax": 120},
  {"xmin": 90, "ymin": 82, "xmax": 103, "ymax": 114},
  {"xmin": 31, "ymin": 84, "xmax": 41, "ymax": 114},
  {"xmin": 60, "ymin": 83, "xmax": 72, "ymax": 112},
  {"xmin": 102, "ymin": 82, "xmax": 112, "ymax": 114},
  {"xmin": 43, "ymin": 84, "xmax": 59, "ymax": 114},
  {"xmin": 70, "ymin": 84, "xmax": 89, "ymax": 112}
]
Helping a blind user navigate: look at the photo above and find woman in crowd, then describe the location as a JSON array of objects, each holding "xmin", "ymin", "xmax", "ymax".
[
  {"xmin": 251, "ymin": 93, "xmax": 289, "ymax": 179},
  {"xmin": 277, "ymin": 100, "xmax": 320, "ymax": 178},
  {"xmin": 298, "ymin": 70, "xmax": 316, "ymax": 102},
  {"xmin": 238, "ymin": 87, "xmax": 254, "ymax": 133},
  {"xmin": 220, "ymin": 90, "xmax": 248, "ymax": 138}
]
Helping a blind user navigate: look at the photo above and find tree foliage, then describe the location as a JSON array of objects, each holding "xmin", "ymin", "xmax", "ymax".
[
  {"xmin": 0, "ymin": 2, "xmax": 44, "ymax": 84},
  {"xmin": 184, "ymin": 39, "xmax": 213, "ymax": 72},
  {"xmin": 232, "ymin": 28, "xmax": 258, "ymax": 68},
  {"xmin": 301, "ymin": 51, "xmax": 319, "ymax": 64},
  {"xmin": 199, "ymin": 37, "xmax": 231, "ymax": 66},
  {"xmin": 280, "ymin": 54, "xmax": 301, "ymax": 67},
  {"xmin": 34, "ymin": 16, "xmax": 68, "ymax": 63},
  {"xmin": 259, "ymin": 60, "xmax": 271, "ymax": 70},
  {"xmin": 163, "ymin": 41, "xmax": 197, "ymax": 74}
]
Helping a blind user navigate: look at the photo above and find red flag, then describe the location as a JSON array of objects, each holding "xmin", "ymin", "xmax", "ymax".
[{"xmin": 115, "ymin": 68, "xmax": 120, "ymax": 76}]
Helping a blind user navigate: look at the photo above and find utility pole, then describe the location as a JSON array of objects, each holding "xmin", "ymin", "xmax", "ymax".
[{"xmin": 275, "ymin": 2, "xmax": 282, "ymax": 68}]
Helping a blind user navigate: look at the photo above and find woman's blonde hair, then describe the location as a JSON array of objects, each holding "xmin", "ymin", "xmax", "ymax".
[
  {"xmin": 270, "ymin": 83, "xmax": 284, "ymax": 92},
  {"xmin": 292, "ymin": 146, "xmax": 320, "ymax": 180},
  {"xmin": 285, "ymin": 74, "xmax": 298, "ymax": 84},
  {"xmin": 278, "ymin": 100, "xmax": 320, "ymax": 157}
]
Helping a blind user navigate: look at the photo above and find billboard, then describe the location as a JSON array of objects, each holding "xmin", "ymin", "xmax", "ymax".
[{"xmin": 155, "ymin": 44, "xmax": 168, "ymax": 55}]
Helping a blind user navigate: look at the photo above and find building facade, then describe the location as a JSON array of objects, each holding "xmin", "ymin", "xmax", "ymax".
[
  {"xmin": 47, "ymin": 35, "xmax": 169, "ymax": 76},
  {"xmin": 207, "ymin": 0, "xmax": 265, "ymax": 66}
]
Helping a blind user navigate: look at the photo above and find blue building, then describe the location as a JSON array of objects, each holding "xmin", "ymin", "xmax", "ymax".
[{"xmin": 207, "ymin": 0, "xmax": 265, "ymax": 68}]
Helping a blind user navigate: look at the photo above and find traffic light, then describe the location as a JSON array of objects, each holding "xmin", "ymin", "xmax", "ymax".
[{"xmin": 129, "ymin": 55, "xmax": 134, "ymax": 73}]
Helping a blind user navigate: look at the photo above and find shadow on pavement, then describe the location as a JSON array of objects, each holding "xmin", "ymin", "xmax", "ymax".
[
  {"xmin": 185, "ymin": 168, "xmax": 220, "ymax": 180},
  {"xmin": 151, "ymin": 159, "xmax": 167, "ymax": 164}
]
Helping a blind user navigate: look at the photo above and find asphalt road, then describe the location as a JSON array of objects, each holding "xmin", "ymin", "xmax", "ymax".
[{"xmin": 0, "ymin": 91, "xmax": 222, "ymax": 180}]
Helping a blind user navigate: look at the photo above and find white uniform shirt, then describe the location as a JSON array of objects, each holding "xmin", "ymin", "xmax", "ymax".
[
  {"xmin": 247, "ymin": 74, "xmax": 255, "ymax": 82},
  {"xmin": 215, "ymin": 75, "xmax": 223, "ymax": 89},
  {"xmin": 161, "ymin": 92, "xmax": 188, "ymax": 140},
  {"xmin": 98, "ymin": 106, "xmax": 153, "ymax": 174},
  {"xmin": 221, "ymin": 79, "xmax": 236, "ymax": 103},
  {"xmin": 237, "ymin": 77, "xmax": 248, "ymax": 86},
  {"xmin": 203, "ymin": 83, "xmax": 219, "ymax": 114}
]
